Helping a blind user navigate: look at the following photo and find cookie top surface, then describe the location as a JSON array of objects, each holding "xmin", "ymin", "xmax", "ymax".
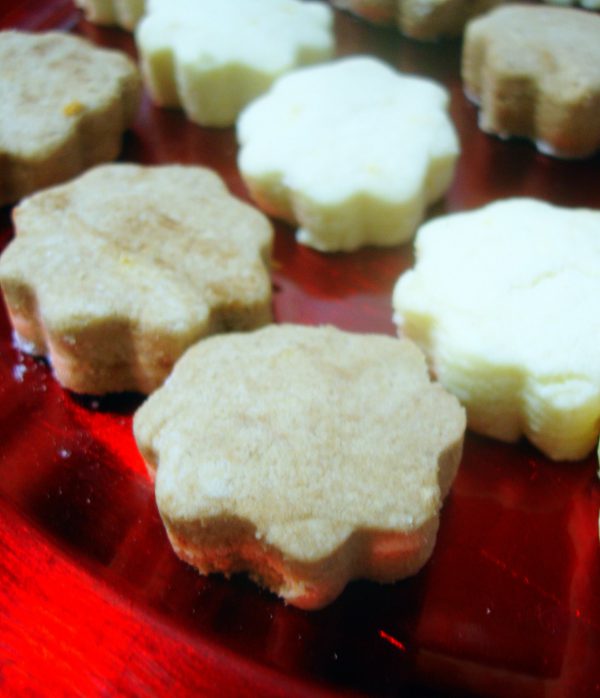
[
  {"xmin": 237, "ymin": 56, "xmax": 458, "ymax": 251},
  {"xmin": 134, "ymin": 324, "xmax": 465, "ymax": 562},
  {"xmin": 0, "ymin": 164, "xmax": 273, "ymax": 388},
  {"xmin": 393, "ymin": 198, "xmax": 600, "ymax": 459},
  {"xmin": 0, "ymin": 30, "xmax": 138, "ymax": 159}
]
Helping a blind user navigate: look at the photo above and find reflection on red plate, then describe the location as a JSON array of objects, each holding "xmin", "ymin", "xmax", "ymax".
[{"xmin": 1, "ymin": 2, "xmax": 599, "ymax": 696}]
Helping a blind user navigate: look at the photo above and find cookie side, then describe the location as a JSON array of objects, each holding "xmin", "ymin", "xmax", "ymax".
[{"xmin": 75, "ymin": 0, "xmax": 146, "ymax": 30}]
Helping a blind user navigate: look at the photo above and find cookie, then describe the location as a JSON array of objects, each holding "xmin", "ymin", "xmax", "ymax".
[
  {"xmin": 393, "ymin": 198, "xmax": 600, "ymax": 461},
  {"xmin": 135, "ymin": 0, "xmax": 334, "ymax": 127},
  {"xmin": 0, "ymin": 30, "xmax": 141, "ymax": 207},
  {"xmin": 0, "ymin": 164, "xmax": 273, "ymax": 395},
  {"xmin": 237, "ymin": 56, "xmax": 459, "ymax": 252},
  {"xmin": 332, "ymin": 0, "xmax": 505, "ymax": 40},
  {"xmin": 75, "ymin": 0, "xmax": 146, "ymax": 30},
  {"xmin": 462, "ymin": 5, "xmax": 600, "ymax": 158},
  {"xmin": 133, "ymin": 324, "xmax": 466, "ymax": 609}
]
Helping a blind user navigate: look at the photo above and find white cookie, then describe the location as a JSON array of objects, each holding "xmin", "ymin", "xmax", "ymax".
[
  {"xmin": 393, "ymin": 198, "xmax": 600, "ymax": 461},
  {"xmin": 237, "ymin": 56, "xmax": 459, "ymax": 252},
  {"xmin": 135, "ymin": 0, "xmax": 334, "ymax": 127}
]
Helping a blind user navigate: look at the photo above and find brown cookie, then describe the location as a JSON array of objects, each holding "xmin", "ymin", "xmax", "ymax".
[
  {"xmin": 0, "ymin": 31, "xmax": 141, "ymax": 206},
  {"xmin": 0, "ymin": 164, "xmax": 273, "ymax": 395},
  {"xmin": 462, "ymin": 4, "xmax": 600, "ymax": 158},
  {"xmin": 134, "ymin": 324, "xmax": 466, "ymax": 609}
]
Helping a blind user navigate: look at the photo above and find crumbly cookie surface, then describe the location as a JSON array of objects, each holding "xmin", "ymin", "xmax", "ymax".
[
  {"xmin": 0, "ymin": 164, "xmax": 273, "ymax": 395},
  {"xmin": 0, "ymin": 30, "xmax": 141, "ymax": 206},
  {"xmin": 462, "ymin": 5, "xmax": 600, "ymax": 158},
  {"xmin": 332, "ymin": 0, "xmax": 505, "ymax": 39},
  {"xmin": 393, "ymin": 198, "xmax": 600, "ymax": 461},
  {"xmin": 135, "ymin": 0, "xmax": 334, "ymax": 127},
  {"xmin": 75, "ymin": 0, "xmax": 146, "ymax": 29},
  {"xmin": 237, "ymin": 56, "xmax": 458, "ymax": 252},
  {"xmin": 134, "ymin": 324, "xmax": 465, "ymax": 609}
]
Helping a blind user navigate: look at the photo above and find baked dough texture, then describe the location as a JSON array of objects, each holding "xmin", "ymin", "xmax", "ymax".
[
  {"xmin": 135, "ymin": 0, "xmax": 334, "ymax": 127},
  {"xmin": 134, "ymin": 324, "xmax": 466, "ymax": 609},
  {"xmin": 393, "ymin": 198, "xmax": 600, "ymax": 461},
  {"xmin": 0, "ymin": 30, "xmax": 141, "ymax": 207},
  {"xmin": 75, "ymin": 0, "xmax": 146, "ymax": 29},
  {"xmin": 0, "ymin": 164, "xmax": 273, "ymax": 395},
  {"xmin": 462, "ymin": 5, "xmax": 600, "ymax": 159},
  {"xmin": 237, "ymin": 56, "xmax": 459, "ymax": 252},
  {"xmin": 332, "ymin": 0, "xmax": 505, "ymax": 40}
]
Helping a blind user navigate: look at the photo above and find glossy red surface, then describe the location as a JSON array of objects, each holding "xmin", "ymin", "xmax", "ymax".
[{"xmin": 1, "ymin": 2, "xmax": 599, "ymax": 696}]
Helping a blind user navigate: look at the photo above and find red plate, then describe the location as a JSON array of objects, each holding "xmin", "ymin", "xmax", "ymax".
[{"xmin": 1, "ymin": 2, "xmax": 599, "ymax": 696}]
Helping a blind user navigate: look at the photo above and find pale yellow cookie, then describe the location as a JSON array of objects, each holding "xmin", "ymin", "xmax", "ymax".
[
  {"xmin": 0, "ymin": 164, "xmax": 273, "ymax": 395},
  {"xmin": 135, "ymin": 0, "xmax": 334, "ymax": 127},
  {"xmin": 237, "ymin": 56, "xmax": 458, "ymax": 252},
  {"xmin": 332, "ymin": 0, "xmax": 505, "ymax": 40},
  {"xmin": 0, "ymin": 30, "xmax": 141, "ymax": 206},
  {"xmin": 134, "ymin": 324, "xmax": 466, "ymax": 609},
  {"xmin": 75, "ymin": 0, "xmax": 146, "ymax": 30},
  {"xmin": 462, "ymin": 5, "xmax": 600, "ymax": 158},
  {"xmin": 393, "ymin": 198, "xmax": 600, "ymax": 461}
]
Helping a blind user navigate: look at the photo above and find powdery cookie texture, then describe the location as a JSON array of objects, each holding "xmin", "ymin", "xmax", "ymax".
[
  {"xmin": 393, "ymin": 198, "xmax": 600, "ymax": 462},
  {"xmin": 462, "ymin": 5, "xmax": 600, "ymax": 159},
  {"xmin": 0, "ymin": 30, "xmax": 141, "ymax": 207},
  {"xmin": 332, "ymin": 0, "xmax": 505, "ymax": 40},
  {"xmin": 75, "ymin": 0, "xmax": 146, "ymax": 30},
  {"xmin": 134, "ymin": 324, "xmax": 466, "ymax": 609},
  {"xmin": 0, "ymin": 164, "xmax": 273, "ymax": 395},
  {"xmin": 135, "ymin": 0, "xmax": 334, "ymax": 127},
  {"xmin": 237, "ymin": 56, "xmax": 459, "ymax": 252}
]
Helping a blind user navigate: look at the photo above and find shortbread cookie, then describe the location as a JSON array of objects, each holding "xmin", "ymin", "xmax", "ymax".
[
  {"xmin": 134, "ymin": 324, "xmax": 466, "ymax": 609},
  {"xmin": 237, "ymin": 56, "xmax": 459, "ymax": 252},
  {"xmin": 393, "ymin": 198, "xmax": 600, "ymax": 461},
  {"xmin": 332, "ymin": 0, "xmax": 505, "ymax": 40},
  {"xmin": 0, "ymin": 31, "xmax": 141, "ymax": 207},
  {"xmin": 462, "ymin": 5, "xmax": 600, "ymax": 158},
  {"xmin": 75, "ymin": 0, "xmax": 146, "ymax": 30},
  {"xmin": 0, "ymin": 164, "xmax": 273, "ymax": 395},
  {"xmin": 135, "ymin": 0, "xmax": 334, "ymax": 127}
]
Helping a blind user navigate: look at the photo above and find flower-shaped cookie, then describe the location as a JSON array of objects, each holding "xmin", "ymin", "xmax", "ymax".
[
  {"xmin": 462, "ymin": 5, "xmax": 600, "ymax": 158},
  {"xmin": 237, "ymin": 56, "xmax": 459, "ymax": 252},
  {"xmin": 0, "ymin": 164, "xmax": 273, "ymax": 395},
  {"xmin": 332, "ymin": 0, "xmax": 505, "ymax": 40},
  {"xmin": 0, "ymin": 31, "xmax": 141, "ymax": 207},
  {"xmin": 135, "ymin": 0, "xmax": 334, "ymax": 127},
  {"xmin": 134, "ymin": 324, "xmax": 466, "ymax": 609},
  {"xmin": 393, "ymin": 198, "xmax": 600, "ymax": 461},
  {"xmin": 75, "ymin": 0, "xmax": 146, "ymax": 30}
]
